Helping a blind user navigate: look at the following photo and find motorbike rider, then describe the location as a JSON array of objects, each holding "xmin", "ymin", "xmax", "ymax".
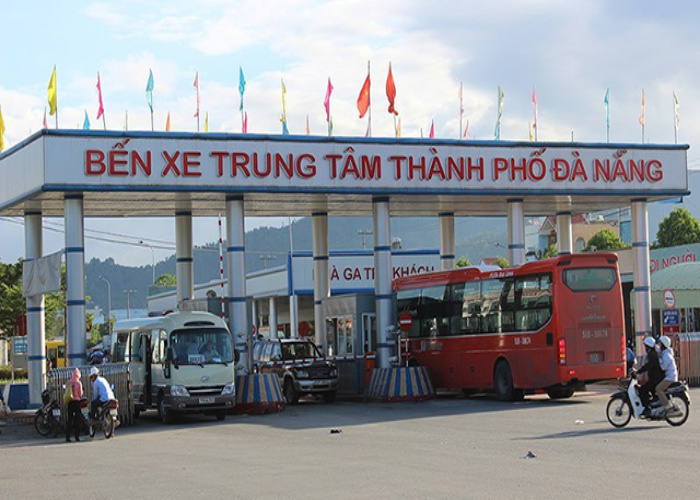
[
  {"xmin": 89, "ymin": 366, "xmax": 115, "ymax": 421},
  {"xmin": 65, "ymin": 367, "xmax": 84, "ymax": 442},
  {"xmin": 653, "ymin": 335, "xmax": 679, "ymax": 416},
  {"xmin": 636, "ymin": 336, "xmax": 663, "ymax": 415}
]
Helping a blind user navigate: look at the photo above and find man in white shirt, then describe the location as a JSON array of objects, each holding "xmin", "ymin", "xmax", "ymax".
[{"xmin": 89, "ymin": 366, "xmax": 115, "ymax": 420}]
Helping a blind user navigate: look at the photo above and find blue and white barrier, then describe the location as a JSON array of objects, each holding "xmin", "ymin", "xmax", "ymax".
[
  {"xmin": 366, "ymin": 366, "xmax": 434, "ymax": 402},
  {"xmin": 234, "ymin": 374, "xmax": 285, "ymax": 415}
]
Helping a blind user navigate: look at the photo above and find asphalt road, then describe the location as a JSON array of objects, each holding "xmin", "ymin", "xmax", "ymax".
[{"xmin": 1, "ymin": 385, "xmax": 699, "ymax": 499}]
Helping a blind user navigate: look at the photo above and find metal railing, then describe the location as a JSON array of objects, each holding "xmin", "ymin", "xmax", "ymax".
[
  {"xmin": 674, "ymin": 333, "xmax": 700, "ymax": 387},
  {"xmin": 46, "ymin": 363, "xmax": 135, "ymax": 428}
]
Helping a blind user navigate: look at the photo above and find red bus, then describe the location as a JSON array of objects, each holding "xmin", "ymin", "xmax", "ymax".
[{"xmin": 394, "ymin": 253, "xmax": 626, "ymax": 400}]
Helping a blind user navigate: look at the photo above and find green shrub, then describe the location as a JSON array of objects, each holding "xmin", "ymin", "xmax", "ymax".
[{"xmin": 0, "ymin": 365, "xmax": 28, "ymax": 380}]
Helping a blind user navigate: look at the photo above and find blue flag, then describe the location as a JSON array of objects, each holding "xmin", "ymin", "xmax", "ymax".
[
  {"xmin": 146, "ymin": 69, "xmax": 154, "ymax": 112},
  {"xmin": 604, "ymin": 87, "xmax": 610, "ymax": 128},
  {"xmin": 83, "ymin": 110, "xmax": 90, "ymax": 130},
  {"xmin": 239, "ymin": 67, "xmax": 246, "ymax": 111}
]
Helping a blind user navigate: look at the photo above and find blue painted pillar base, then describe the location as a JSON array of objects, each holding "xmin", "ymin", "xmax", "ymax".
[
  {"xmin": 233, "ymin": 374, "xmax": 285, "ymax": 415},
  {"xmin": 366, "ymin": 366, "xmax": 434, "ymax": 402}
]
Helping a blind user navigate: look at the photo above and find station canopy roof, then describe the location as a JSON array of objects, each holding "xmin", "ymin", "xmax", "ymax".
[
  {"xmin": 651, "ymin": 262, "xmax": 700, "ymax": 309},
  {"xmin": 0, "ymin": 130, "xmax": 690, "ymax": 218}
]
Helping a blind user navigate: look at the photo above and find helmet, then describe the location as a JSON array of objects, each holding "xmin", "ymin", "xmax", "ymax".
[
  {"xmin": 659, "ymin": 336, "xmax": 672, "ymax": 349},
  {"xmin": 89, "ymin": 366, "xmax": 100, "ymax": 377},
  {"xmin": 643, "ymin": 337, "xmax": 656, "ymax": 349}
]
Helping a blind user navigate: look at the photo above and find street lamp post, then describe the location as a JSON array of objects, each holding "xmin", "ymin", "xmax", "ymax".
[
  {"xmin": 99, "ymin": 276, "xmax": 112, "ymax": 336},
  {"xmin": 139, "ymin": 240, "xmax": 156, "ymax": 285},
  {"xmin": 125, "ymin": 290, "xmax": 136, "ymax": 319}
]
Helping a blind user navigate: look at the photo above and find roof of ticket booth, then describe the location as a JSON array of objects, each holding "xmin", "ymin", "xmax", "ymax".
[{"xmin": 0, "ymin": 129, "xmax": 690, "ymax": 218}]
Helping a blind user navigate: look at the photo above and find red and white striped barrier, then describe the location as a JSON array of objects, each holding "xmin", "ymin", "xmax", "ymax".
[{"xmin": 258, "ymin": 353, "xmax": 376, "ymax": 367}]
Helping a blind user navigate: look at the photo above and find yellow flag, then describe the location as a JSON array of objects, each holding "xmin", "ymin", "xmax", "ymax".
[
  {"xmin": 0, "ymin": 105, "xmax": 6, "ymax": 152},
  {"xmin": 204, "ymin": 111, "xmax": 209, "ymax": 133},
  {"xmin": 47, "ymin": 66, "xmax": 58, "ymax": 116}
]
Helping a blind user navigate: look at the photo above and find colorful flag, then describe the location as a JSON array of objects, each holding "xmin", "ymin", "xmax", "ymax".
[
  {"xmin": 532, "ymin": 86, "xmax": 538, "ymax": 139},
  {"xmin": 166, "ymin": 112, "xmax": 171, "ymax": 132},
  {"xmin": 429, "ymin": 120, "xmax": 434, "ymax": 138},
  {"xmin": 386, "ymin": 63, "xmax": 398, "ymax": 115},
  {"xmin": 464, "ymin": 119, "xmax": 469, "ymax": 140},
  {"xmin": 43, "ymin": 108, "xmax": 48, "ymax": 129},
  {"xmin": 193, "ymin": 72, "xmax": 200, "ymax": 118},
  {"xmin": 357, "ymin": 72, "xmax": 371, "ymax": 118},
  {"xmin": 528, "ymin": 122, "xmax": 533, "ymax": 141},
  {"xmin": 47, "ymin": 66, "xmax": 58, "ymax": 116},
  {"xmin": 494, "ymin": 85, "xmax": 504, "ymax": 140},
  {"xmin": 0, "ymin": 105, "xmax": 5, "ymax": 152},
  {"xmin": 674, "ymin": 91, "xmax": 680, "ymax": 132},
  {"xmin": 243, "ymin": 112, "xmax": 248, "ymax": 133},
  {"xmin": 96, "ymin": 72, "xmax": 105, "ymax": 120},
  {"xmin": 204, "ymin": 111, "xmax": 209, "ymax": 133},
  {"xmin": 146, "ymin": 69, "xmax": 154, "ymax": 112},
  {"xmin": 604, "ymin": 88, "xmax": 610, "ymax": 128},
  {"xmin": 83, "ymin": 110, "xmax": 90, "ymax": 130},
  {"xmin": 324, "ymin": 78, "xmax": 333, "ymax": 122},
  {"xmin": 239, "ymin": 67, "xmax": 246, "ymax": 112},
  {"xmin": 639, "ymin": 89, "xmax": 646, "ymax": 126},
  {"xmin": 281, "ymin": 79, "xmax": 289, "ymax": 135}
]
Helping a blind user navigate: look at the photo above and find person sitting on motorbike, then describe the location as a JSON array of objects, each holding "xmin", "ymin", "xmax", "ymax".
[
  {"xmin": 89, "ymin": 366, "xmax": 115, "ymax": 421},
  {"xmin": 636, "ymin": 336, "xmax": 663, "ymax": 415},
  {"xmin": 653, "ymin": 335, "xmax": 679, "ymax": 416}
]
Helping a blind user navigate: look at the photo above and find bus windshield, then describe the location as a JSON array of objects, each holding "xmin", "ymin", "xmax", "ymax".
[
  {"xmin": 171, "ymin": 328, "xmax": 234, "ymax": 365},
  {"xmin": 563, "ymin": 267, "xmax": 617, "ymax": 292}
]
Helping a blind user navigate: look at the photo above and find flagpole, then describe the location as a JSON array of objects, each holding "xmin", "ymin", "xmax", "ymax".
[
  {"xmin": 459, "ymin": 82, "xmax": 463, "ymax": 140},
  {"xmin": 367, "ymin": 61, "xmax": 372, "ymax": 138},
  {"xmin": 241, "ymin": 109, "xmax": 245, "ymax": 133},
  {"xmin": 150, "ymin": 110, "xmax": 154, "ymax": 132},
  {"xmin": 102, "ymin": 114, "xmax": 107, "ymax": 131}
]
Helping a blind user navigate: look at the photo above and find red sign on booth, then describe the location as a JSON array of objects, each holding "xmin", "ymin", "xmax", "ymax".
[{"xmin": 15, "ymin": 315, "xmax": 27, "ymax": 336}]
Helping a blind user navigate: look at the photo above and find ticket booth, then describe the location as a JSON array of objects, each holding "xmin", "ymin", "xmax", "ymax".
[{"xmin": 323, "ymin": 294, "xmax": 376, "ymax": 396}]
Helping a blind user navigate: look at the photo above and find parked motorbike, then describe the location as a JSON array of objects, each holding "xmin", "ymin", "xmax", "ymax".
[
  {"xmin": 89, "ymin": 399, "xmax": 120, "ymax": 439},
  {"xmin": 34, "ymin": 386, "xmax": 61, "ymax": 438},
  {"xmin": 606, "ymin": 373, "xmax": 691, "ymax": 428}
]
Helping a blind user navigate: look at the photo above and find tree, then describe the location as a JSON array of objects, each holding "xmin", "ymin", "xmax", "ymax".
[
  {"xmin": 154, "ymin": 274, "xmax": 177, "ymax": 287},
  {"xmin": 539, "ymin": 244, "xmax": 558, "ymax": 259},
  {"xmin": 0, "ymin": 260, "xmax": 25, "ymax": 339},
  {"xmin": 455, "ymin": 256, "xmax": 471, "ymax": 268},
  {"xmin": 655, "ymin": 207, "xmax": 700, "ymax": 248},
  {"xmin": 493, "ymin": 257, "xmax": 510, "ymax": 268},
  {"xmin": 583, "ymin": 229, "xmax": 630, "ymax": 252}
]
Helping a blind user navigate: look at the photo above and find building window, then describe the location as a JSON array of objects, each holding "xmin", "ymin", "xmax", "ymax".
[{"xmin": 575, "ymin": 237, "xmax": 585, "ymax": 252}]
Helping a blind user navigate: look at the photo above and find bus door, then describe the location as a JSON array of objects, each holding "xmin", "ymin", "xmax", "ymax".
[{"xmin": 142, "ymin": 331, "xmax": 155, "ymax": 406}]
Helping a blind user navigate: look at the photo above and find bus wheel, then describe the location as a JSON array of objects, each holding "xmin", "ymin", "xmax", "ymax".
[
  {"xmin": 546, "ymin": 387, "xmax": 575, "ymax": 400},
  {"xmin": 494, "ymin": 361, "xmax": 522, "ymax": 402}
]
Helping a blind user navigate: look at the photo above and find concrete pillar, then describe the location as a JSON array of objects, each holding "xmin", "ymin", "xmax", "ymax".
[
  {"xmin": 24, "ymin": 210, "xmax": 45, "ymax": 405},
  {"xmin": 175, "ymin": 211, "xmax": 194, "ymax": 304},
  {"xmin": 507, "ymin": 199, "xmax": 526, "ymax": 266},
  {"xmin": 373, "ymin": 197, "xmax": 393, "ymax": 369},
  {"xmin": 439, "ymin": 212, "xmax": 455, "ymax": 270},
  {"xmin": 631, "ymin": 199, "xmax": 652, "ymax": 356},
  {"xmin": 556, "ymin": 211, "xmax": 573, "ymax": 255},
  {"xmin": 312, "ymin": 212, "xmax": 329, "ymax": 351},
  {"xmin": 64, "ymin": 195, "xmax": 86, "ymax": 367},
  {"xmin": 251, "ymin": 299, "xmax": 258, "ymax": 336},
  {"xmin": 269, "ymin": 297, "xmax": 278, "ymax": 338},
  {"xmin": 226, "ymin": 196, "xmax": 249, "ymax": 372}
]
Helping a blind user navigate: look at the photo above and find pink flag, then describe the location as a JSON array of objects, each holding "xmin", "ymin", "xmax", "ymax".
[
  {"xmin": 464, "ymin": 119, "xmax": 469, "ymax": 140},
  {"xmin": 532, "ymin": 86, "xmax": 538, "ymax": 132},
  {"xmin": 429, "ymin": 119, "xmax": 434, "ymax": 138},
  {"xmin": 193, "ymin": 72, "xmax": 200, "ymax": 118},
  {"xmin": 324, "ymin": 78, "xmax": 333, "ymax": 122},
  {"xmin": 43, "ymin": 108, "xmax": 48, "ymax": 129},
  {"xmin": 242, "ymin": 112, "xmax": 248, "ymax": 133},
  {"xmin": 96, "ymin": 72, "xmax": 105, "ymax": 120}
]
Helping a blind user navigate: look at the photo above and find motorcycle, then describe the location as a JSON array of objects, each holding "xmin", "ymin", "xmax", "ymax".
[
  {"xmin": 34, "ymin": 386, "xmax": 61, "ymax": 438},
  {"xmin": 606, "ymin": 373, "xmax": 691, "ymax": 428},
  {"xmin": 89, "ymin": 399, "xmax": 120, "ymax": 439}
]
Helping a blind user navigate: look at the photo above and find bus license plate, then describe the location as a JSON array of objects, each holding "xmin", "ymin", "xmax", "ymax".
[
  {"xmin": 199, "ymin": 397, "xmax": 215, "ymax": 404},
  {"xmin": 52, "ymin": 409, "xmax": 60, "ymax": 418},
  {"xmin": 589, "ymin": 352, "xmax": 603, "ymax": 363},
  {"xmin": 109, "ymin": 409, "xmax": 118, "ymax": 416}
]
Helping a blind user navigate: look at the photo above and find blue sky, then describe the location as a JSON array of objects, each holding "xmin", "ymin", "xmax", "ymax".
[{"xmin": 1, "ymin": 0, "xmax": 699, "ymax": 265}]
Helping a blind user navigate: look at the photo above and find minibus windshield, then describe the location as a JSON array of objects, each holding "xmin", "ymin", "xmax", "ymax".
[{"xmin": 170, "ymin": 328, "xmax": 234, "ymax": 365}]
